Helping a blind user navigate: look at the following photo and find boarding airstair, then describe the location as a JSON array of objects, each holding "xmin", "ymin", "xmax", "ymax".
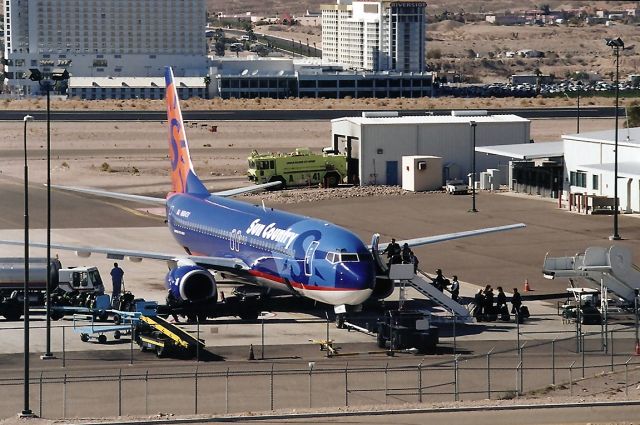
[
  {"xmin": 410, "ymin": 270, "xmax": 473, "ymax": 323},
  {"xmin": 543, "ymin": 245, "xmax": 640, "ymax": 305}
]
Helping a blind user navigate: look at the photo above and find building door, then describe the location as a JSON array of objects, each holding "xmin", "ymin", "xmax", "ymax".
[{"xmin": 386, "ymin": 161, "xmax": 398, "ymax": 186}]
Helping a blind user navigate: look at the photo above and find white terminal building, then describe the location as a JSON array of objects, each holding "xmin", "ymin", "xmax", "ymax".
[
  {"xmin": 321, "ymin": 0, "xmax": 427, "ymax": 72},
  {"xmin": 330, "ymin": 112, "xmax": 530, "ymax": 186},
  {"xmin": 478, "ymin": 127, "xmax": 640, "ymax": 213},
  {"xmin": 4, "ymin": 0, "xmax": 208, "ymax": 94}
]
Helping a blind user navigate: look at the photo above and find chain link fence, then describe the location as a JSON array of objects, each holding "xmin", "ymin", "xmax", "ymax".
[{"xmin": 1, "ymin": 325, "xmax": 639, "ymax": 419}]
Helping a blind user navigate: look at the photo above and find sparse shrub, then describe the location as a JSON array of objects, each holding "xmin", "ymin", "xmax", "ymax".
[
  {"xmin": 61, "ymin": 161, "xmax": 69, "ymax": 169},
  {"xmin": 100, "ymin": 162, "xmax": 111, "ymax": 172}
]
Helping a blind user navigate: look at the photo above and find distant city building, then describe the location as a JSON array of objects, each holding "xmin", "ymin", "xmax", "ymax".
[
  {"xmin": 209, "ymin": 57, "xmax": 432, "ymax": 99},
  {"xmin": 68, "ymin": 76, "xmax": 206, "ymax": 100},
  {"xmin": 321, "ymin": 0, "xmax": 426, "ymax": 72},
  {"xmin": 4, "ymin": 0, "xmax": 208, "ymax": 94}
]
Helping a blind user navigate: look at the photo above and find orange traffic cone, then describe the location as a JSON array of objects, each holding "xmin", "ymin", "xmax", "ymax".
[
  {"xmin": 524, "ymin": 279, "xmax": 531, "ymax": 292},
  {"xmin": 635, "ymin": 341, "xmax": 640, "ymax": 356}
]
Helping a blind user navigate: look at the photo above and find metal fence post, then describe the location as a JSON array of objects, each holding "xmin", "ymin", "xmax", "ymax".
[
  {"xmin": 118, "ymin": 369, "xmax": 122, "ymax": 416},
  {"xmin": 344, "ymin": 362, "xmax": 349, "ymax": 407},
  {"xmin": 308, "ymin": 363, "xmax": 313, "ymax": 409},
  {"xmin": 62, "ymin": 373, "xmax": 67, "ymax": 418},
  {"xmin": 62, "ymin": 326, "xmax": 66, "ymax": 368},
  {"xmin": 516, "ymin": 361, "xmax": 522, "ymax": 397},
  {"xmin": 610, "ymin": 330, "xmax": 615, "ymax": 372},
  {"xmin": 519, "ymin": 343, "xmax": 525, "ymax": 395},
  {"xmin": 384, "ymin": 363, "xmax": 388, "ymax": 404},
  {"xmin": 270, "ymin": 363, "xmax": 274, "ymax": 411},
  {"xmin": 569, "ymin": 361, "xmax": 576, "ymax": 396},
  {"xmin": 130, "ymin": 321, "xmax": 134, "ymax": 365},
  {"xmin": 454, "ymin": 355, "xmax": 459, "ymax": 402},
  {"xmin": 551, "ymin": 338, "xmax": 556, "ymax": 386},
  {"xmin": 39, "ymin": 371, "xmax": 43, "ymax": 418},
  {"xmin": 581, "ymin": 333, "xmax": 585, "ymax": 378},
  {"xmin": 418, "ymin": 362, "xmax": 423, "ymax": 403},
  {"xmin": 625, "ymin": 357, "xmax": 631, "ymax": 399},
  {"xmin": 197, "ymin": 317, "xmax": 201, "ymax": 362},
  {"xmin": 487, "ymin": 347, "xmax": 494, "ymax": 399},
  {"xmin": 261, "ymin": 314, "xmax": 265, "ymax": 360},
  {"xmin": 145, "ymin": 370, "xmax": 149, "ymax": 415},
  {"xmin": 225, "ymin": 368, "xmax": 229, "ymax": 414},
  {"xmin": 194, "ymin": 367, "xmax": 198, "ymax": 414}
]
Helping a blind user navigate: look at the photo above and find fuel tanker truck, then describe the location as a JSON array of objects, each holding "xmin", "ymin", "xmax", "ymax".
[{"xmin": 0, "ymin": 258, "xmax": 106, "ymax": 321}]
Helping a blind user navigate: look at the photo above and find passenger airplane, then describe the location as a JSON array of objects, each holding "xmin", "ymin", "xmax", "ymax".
[{"xmin": 0, "ymin": 67, "xmax": 525, "ymax": 311}]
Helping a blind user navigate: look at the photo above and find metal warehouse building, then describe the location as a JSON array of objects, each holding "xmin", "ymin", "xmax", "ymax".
[{"xmin": 330, "ymin": 112, "xmax": 531, "ymax": 186}]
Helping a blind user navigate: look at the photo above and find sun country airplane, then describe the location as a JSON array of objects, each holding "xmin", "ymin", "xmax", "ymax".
[{"xmin": 1, "ymin": 67, "xmax": 525, "ymax": 314}]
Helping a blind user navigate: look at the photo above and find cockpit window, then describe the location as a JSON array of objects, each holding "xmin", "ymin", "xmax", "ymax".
[
  {"xmin": 340, "ymin": 253, "xmax": 359, "ymax": 262},
  {"xmin": 326, "ymin": 251, "xmax": 359, "ymax": 263}
]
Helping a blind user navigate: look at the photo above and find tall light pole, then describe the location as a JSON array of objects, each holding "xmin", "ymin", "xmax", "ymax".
[
  {"xmin": 26, "ymin": 67, "xmax": 69, "ymax": 360},
  {"xmin": 576, "ymin": 80, "xmax": 582, "ymax": 133},
  {"xmin": 21, "ymin": 114, "xmax": 35, "ymax": 418},
  {"xmin": 606, "ymin": 37, "xmax": 624, "ymax": 241},
  {"xmin": 469, "ymin": 120, "xmax": 478, "ymax": 213}
]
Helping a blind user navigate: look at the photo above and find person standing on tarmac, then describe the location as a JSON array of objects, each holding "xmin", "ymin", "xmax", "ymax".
[
  {"xmin": 511, "ymin": 287, "xmax": 522, "ymax": 316},
  {"xmin": 110, "ymin": 262, "xmax": 124, "ymax": 307}
]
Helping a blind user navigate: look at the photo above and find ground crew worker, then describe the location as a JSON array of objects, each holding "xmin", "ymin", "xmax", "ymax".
[
  {"xmin": 496, "ymin": 286, "xmax": 507, "ymax": 312},
  {"xmin": 474, "ymin": 289, "xmax": 485, "ymax": 321},
  {"xmin": 449, "ymin": 275, "xmax": 460, "ymax": 302},
  {"xmin": 511, "ymin": 287, "xmax": 522, "ymax": 316},
  {"xmin": 110, "ymin": 262, "xmax": 124, "ymax": 307}
]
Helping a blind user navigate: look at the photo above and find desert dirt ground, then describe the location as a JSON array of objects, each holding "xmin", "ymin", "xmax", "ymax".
[{"xmin": 0, "ymin": 117, "xmax": 616, "ymax": 193}]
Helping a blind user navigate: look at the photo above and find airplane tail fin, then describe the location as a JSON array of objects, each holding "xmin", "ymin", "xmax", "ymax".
[{"xmin": 165, "ymin": 66, "xmax": 209, "ymax": 197}]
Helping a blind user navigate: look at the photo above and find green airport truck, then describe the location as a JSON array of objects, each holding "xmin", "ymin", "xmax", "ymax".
[{"xmin": 247, "ymin": 148, "xmax": 348, "ymax": 189}]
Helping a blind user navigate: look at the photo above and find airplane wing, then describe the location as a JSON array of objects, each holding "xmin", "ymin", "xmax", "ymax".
[
  {"xmin": 374, "ymin": 223, "xmax": 526, "ymax": 250},
  {"xmin": 51, "ymin": 181, "xmax": 280, "ymax": 204},
  {"xmin": 0, "ymin": 239, "xmax": 250, "ymax": 272}
]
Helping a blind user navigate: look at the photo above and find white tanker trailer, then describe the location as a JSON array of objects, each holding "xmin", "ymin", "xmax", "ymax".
[{"xmin": 0, "ymin": 258, "xmax": 105, "ymax": 321}]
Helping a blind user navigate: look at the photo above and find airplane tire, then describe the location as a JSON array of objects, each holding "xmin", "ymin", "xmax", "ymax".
[
  {"xmin": 98, "ymin": 334, "xmax": 107, "ymax": 344},
  {"xmin": 114, "ymin": 330, "xmax": 121, "ymax": 340}
]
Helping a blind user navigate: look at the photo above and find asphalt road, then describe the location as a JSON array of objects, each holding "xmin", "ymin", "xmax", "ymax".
[
  {"xmin": 0, "ymin": 107, "xmax": 621, "ymax": 122},
  {"xmin": 0, "ymin": 175, "xmax": 161, "ymax": 230}
]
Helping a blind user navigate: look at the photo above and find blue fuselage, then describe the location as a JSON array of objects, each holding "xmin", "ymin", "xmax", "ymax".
[{"xmin": 165, "ymin": 193, "xmax": 376, "ymax": 305}]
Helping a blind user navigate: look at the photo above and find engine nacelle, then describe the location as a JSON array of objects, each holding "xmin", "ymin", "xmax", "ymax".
[
  {"xmin": 371, "ymin": 276, "xmax": 394, "ymax": 300},
  {"xmin": 166, "ymin": 264, "xmax": 217, "ymax": 303}
]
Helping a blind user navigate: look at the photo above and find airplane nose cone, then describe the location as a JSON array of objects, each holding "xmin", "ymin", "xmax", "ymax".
[{"xmin": 336, "ymin": 260, "xmax": 375, "ymax": 290}]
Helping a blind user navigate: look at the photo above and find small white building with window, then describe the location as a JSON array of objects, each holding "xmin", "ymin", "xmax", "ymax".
[
  {"xmin": 476, "ymin": 127, "xmax": 640, "ymax": 213},
  {"xmin": 563, "ymin": 127, "xmax": 640, "ymax": 213}
]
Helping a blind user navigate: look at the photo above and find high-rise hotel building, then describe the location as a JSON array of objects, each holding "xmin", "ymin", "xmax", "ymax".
[
  {"xmin": 321, "ymin": 0, "xmax": 426, "ymax": 72},
  {"xmin": 4, "ymin": 0, "xmax": 207, "ymax": 93}
]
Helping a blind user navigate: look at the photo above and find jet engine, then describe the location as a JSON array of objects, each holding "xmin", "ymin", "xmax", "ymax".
[
  {"xmin": 371, "ymin": 276, "xmax": 394, "ymax": 300},
  {"xmin": 166, "ymin": 262, "xmax": 217, "ymax": 303}
]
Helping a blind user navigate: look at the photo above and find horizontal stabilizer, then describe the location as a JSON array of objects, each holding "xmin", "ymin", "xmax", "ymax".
[
  {"xmin": 213, "ymin": 181, "xmax": 282, "ymax": 197},
  {"xmin": 50, "ymin": 184, "xmax": 166, "ymax": 205}
]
